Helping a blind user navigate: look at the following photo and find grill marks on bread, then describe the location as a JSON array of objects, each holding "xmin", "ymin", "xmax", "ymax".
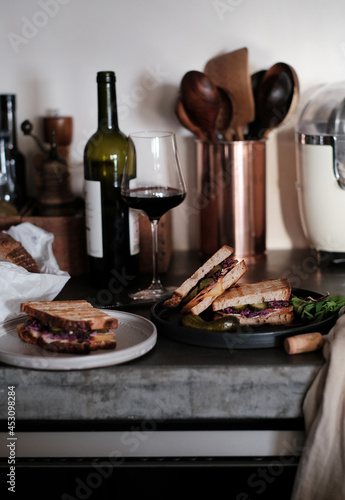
[
  {"xmin": 212, "ymin": 278, "xmax": 293, "ymax": 326},
  {"xmin": 0, "ymin": 232, "xmax": 40, "ymax": 273},
  {"xmin": 20, "ymin": 300, "xmax": 118, "ymax": 330},
  {"xmin": 212, "ymin": 278, "xmax": 291, "ymax": 311},
  {"xmin": 164, "ymin": 245, "xmax": 236, "ymax": 308},
  {"xmin": 181, "ymin": 259, "xmax": 247, "ymax": 316},
  {"xmin": 17, "ymin": 300, "xmax": 118, "ymax": 354}
]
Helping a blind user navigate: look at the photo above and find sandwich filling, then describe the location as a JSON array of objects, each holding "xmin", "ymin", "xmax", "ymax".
[
  {"xmin": 182, "ymin": 257, "xmax": 237, "ymax": 309},
  {"xmin": 25, "ymin": 316, "xmax": 115, "ymax": 343},
  {"xmin": 218, "ymin": 300, "xmax": 291, "ymax": 319}
]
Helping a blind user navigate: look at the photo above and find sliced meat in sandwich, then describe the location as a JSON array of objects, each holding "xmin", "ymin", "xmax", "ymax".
[
  {"xmin": 164, "ymin": 245, "xmax": 247, "ymax": 315},
  {"xmin": 17, "ymin": 300, "xmax": 118, "ymax": 354},
  {"xmin": 212, "ymin": 278, "xmax": 293, "ymax": 326}
]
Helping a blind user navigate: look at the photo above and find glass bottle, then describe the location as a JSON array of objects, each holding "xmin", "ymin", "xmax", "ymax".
[
  {"xmin": 0, "ymin": 130, "xmax": 18, "ymax": 216},
  {"xmin": 0, "ymin": 95, "xmax": 27, "ymax": 210},
  {"xmin": 84, "ymin": 71, "xmax": 140, "ymax": 292}
]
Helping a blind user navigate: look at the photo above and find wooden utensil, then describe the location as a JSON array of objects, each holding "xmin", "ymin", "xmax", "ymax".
[
  {"xmin": 204, "ymin": 47, "xmax": 255, "ymax": 141},
  {"xmin": 247, "ymin": 69, "xmax": 266, "ymax": 139},
  {"xmin": 175, "ymin": 98, "xmax": 208, "ymax": 141},
  {"xmin": 255, "ymin": 62, "xmax": 299, "ymax": 139},
  {"xmin": 215, "ymin": 87, "xmax": 233, "ymax": 141},
  {"xmin": 180, "ymin": 70, "xmax": 220, "ymax": 143}
]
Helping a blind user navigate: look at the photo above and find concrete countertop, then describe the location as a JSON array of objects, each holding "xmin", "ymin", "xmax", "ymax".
[{"xmin": 1, "ymin": 249, "xmax": 344, "ymax": 425}]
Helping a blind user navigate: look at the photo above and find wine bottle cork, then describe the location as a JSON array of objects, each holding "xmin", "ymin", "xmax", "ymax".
[{"xmin": 284, "ymin": 332, "xmax": 324, "ymax": 355}]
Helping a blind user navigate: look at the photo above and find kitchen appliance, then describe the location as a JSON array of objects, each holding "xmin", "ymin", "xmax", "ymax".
[{"xmin": 295, "ymin": 82, "xmax": 345, "ymax": 263}]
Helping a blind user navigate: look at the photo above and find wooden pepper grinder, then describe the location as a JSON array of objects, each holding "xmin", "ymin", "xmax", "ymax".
[
  {"xmin": 43, "ymin": 113, "xmax": 73, "ymax": 163},
  {"xmin": 21, "ymin": 118, "xmax": 76, "ymax": 216}
]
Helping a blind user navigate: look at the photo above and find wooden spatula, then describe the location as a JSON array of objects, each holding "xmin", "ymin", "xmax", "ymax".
[{"xmin": 204, "ymin": 47, "xmax": 255, "ymax": 140}]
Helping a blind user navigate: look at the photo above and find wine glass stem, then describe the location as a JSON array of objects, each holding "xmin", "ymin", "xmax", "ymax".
[{"xmin": 150, "ymin": 218, "xmax": 162, "ymax": 290}]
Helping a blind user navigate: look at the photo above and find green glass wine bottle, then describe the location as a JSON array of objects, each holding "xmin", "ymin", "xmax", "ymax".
[{"xmin": 84, "ymin": 71, "xmax": 140, "ymax": 293}]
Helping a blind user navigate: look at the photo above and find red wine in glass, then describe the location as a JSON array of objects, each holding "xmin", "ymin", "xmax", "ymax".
[{"xmin": 122, "ymin": 186, "xmax": 186, "ymax": 220}]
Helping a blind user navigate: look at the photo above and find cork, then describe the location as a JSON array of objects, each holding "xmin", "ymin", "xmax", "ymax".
[{"xmin": 284, "ymin": 332, "xmax": 324, "ymax": 355}]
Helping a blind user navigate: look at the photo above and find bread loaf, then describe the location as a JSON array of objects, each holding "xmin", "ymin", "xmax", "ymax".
[{"xmin": 0, "ymin": 232, "xmax": 40, "ymax": 273}]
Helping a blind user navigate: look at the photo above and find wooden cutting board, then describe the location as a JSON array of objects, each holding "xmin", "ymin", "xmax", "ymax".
[{"xmin": 204, "ymin": 47, "xmax": 255, "ymax": 140}]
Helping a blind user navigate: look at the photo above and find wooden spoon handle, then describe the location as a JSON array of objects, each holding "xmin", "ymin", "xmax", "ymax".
[{"xmin": 175, "ymin": 99, "xmax": 208, "ymax": 141}]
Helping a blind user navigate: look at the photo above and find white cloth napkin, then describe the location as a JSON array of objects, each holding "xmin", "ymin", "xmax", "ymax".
[
  {"xmin": 291, "ymin": 312, "xmax": 345, "ymax": 500},
  {"xmin": 0, "ymin": 222, "xmax": 70, "ymax": 322}
]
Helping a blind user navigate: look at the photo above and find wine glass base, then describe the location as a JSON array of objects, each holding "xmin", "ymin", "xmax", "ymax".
[{"xmin": 128, "ymin": 285, "xmax": 175, "ymax": 302}]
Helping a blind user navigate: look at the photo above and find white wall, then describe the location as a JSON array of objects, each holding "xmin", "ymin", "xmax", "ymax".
[{"xmin": 2, "ymin": 0, "xmax": 345, "ymax": 251}]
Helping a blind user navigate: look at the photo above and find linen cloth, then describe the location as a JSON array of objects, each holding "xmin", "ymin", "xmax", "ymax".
[
  {"xmin": 0, "ymin": 222, "xmax": 70, "ymax": 322},
  {"xmin": 291, "ymin": 312, "xmax": 345, "ymax": 499}
]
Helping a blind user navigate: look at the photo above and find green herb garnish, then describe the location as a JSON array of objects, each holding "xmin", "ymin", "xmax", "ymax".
[{"xmin": 291, "ymin": 294, "xmax": 345, "ymax": 324}]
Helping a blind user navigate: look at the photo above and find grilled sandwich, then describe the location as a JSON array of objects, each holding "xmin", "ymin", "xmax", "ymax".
[
  {"xmin": 164, "ymin": 245, "xmax": 247, "ymax": 315},
  {"xmin": 16, "ymin": 300, "xmax": 118, "ymax": 354},
  {"xmin": 212, "ymin": 278, "xmax": 294, "ymax": 326}
]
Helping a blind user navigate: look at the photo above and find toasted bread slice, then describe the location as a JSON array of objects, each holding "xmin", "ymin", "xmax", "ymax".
[
  {"xmin": 20, "ymin": 300, "xmax": 118, "ymax": 330},
  {"xmin": 182, "ymin": 259, "xmax": 247, "ymax": 315},
  {"xmin": 16, "ymin": 322, "xmax": 117, "ymax": 354},
  {"xmin": 164, "ymin": 245, "xmax": 236, "ymax": 308},
  {"xmin": 0, "ymin": 232, "xmax": 40, "ymax": 273},
  {"xmin": 212, "ymin": 278, "xmax": 291, "ymax": 312}
]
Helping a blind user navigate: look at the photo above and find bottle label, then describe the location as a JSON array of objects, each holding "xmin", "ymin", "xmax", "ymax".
[
  {"xmin": 129, "ymin": 209, "xmax": 140, "ymax": 256},
  {"xmin": 85, "ymin": 179, "xmax": 103, "ymax": 258}
]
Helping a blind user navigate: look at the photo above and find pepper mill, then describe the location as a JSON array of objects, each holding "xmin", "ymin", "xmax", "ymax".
[
  {"xmin": 42, "ymin": 113, "xmax": 73, "ymax": 163},
  {"xmin": 21, "ymin": 119, "xmax": 76, "ymax": 216}
]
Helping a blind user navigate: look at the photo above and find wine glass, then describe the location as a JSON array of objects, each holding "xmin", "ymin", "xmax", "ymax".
[{"xmin": 121, "ymin": 131, "xmax": 186, "ymax": 301}]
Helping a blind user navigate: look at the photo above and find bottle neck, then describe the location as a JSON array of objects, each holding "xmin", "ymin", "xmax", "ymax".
[
  {"xmin": 0, "ymin": 97, "xmax": 17, "ymax": 149},
  {"xmin": 97, "ymin": 80, "xmax": 119, "ymax": 132}
]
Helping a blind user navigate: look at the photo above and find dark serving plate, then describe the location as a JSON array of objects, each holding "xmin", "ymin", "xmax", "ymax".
[{"xmin": 150, "ymin": 288, "xmax": 338, "ymax": 349}]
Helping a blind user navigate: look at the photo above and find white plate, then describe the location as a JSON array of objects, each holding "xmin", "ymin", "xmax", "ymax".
[{"xmin": 0, "ymin": 310, "xmax": 157, "ymax": 370}]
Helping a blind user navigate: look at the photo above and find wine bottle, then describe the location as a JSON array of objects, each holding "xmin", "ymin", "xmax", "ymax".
[
  {"xmin": 0, "ymin": 130, "xmax": 18, "ymax": 216},
  {"xmin": 0, "ymin": 95, "xmax": 27, "ymax": 210},
  {"xmin": 84, "ymin": 71, "xmax": 140, "ymax": 293}
]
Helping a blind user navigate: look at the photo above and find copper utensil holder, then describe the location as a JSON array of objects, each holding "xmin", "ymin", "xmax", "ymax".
[{"xmin": 196, "ymin": 139, "xmax": 266, "ymax": 258}]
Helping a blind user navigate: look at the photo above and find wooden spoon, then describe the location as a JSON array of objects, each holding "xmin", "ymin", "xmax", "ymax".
[
  {"xmin": 215, "ymin": 87, "xmax": 233, "ymax": 141},
  {"xmin": 247, "ymin": 69, "xmax": 266, "ymax": 139},
  {"xmin": 204, "ymin": 47, "xmax": 255, "ymax": 140},
  {"xmin": 175, "ymin": 98, "xmax": 208, "ymax": 141},
  {"xmin": 180, "ymin": 70, "xmax": 220, "ymax": 143},
  {"xmin": 256, "ymin": 62, "xmax": 299, "ymax": 138}
]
